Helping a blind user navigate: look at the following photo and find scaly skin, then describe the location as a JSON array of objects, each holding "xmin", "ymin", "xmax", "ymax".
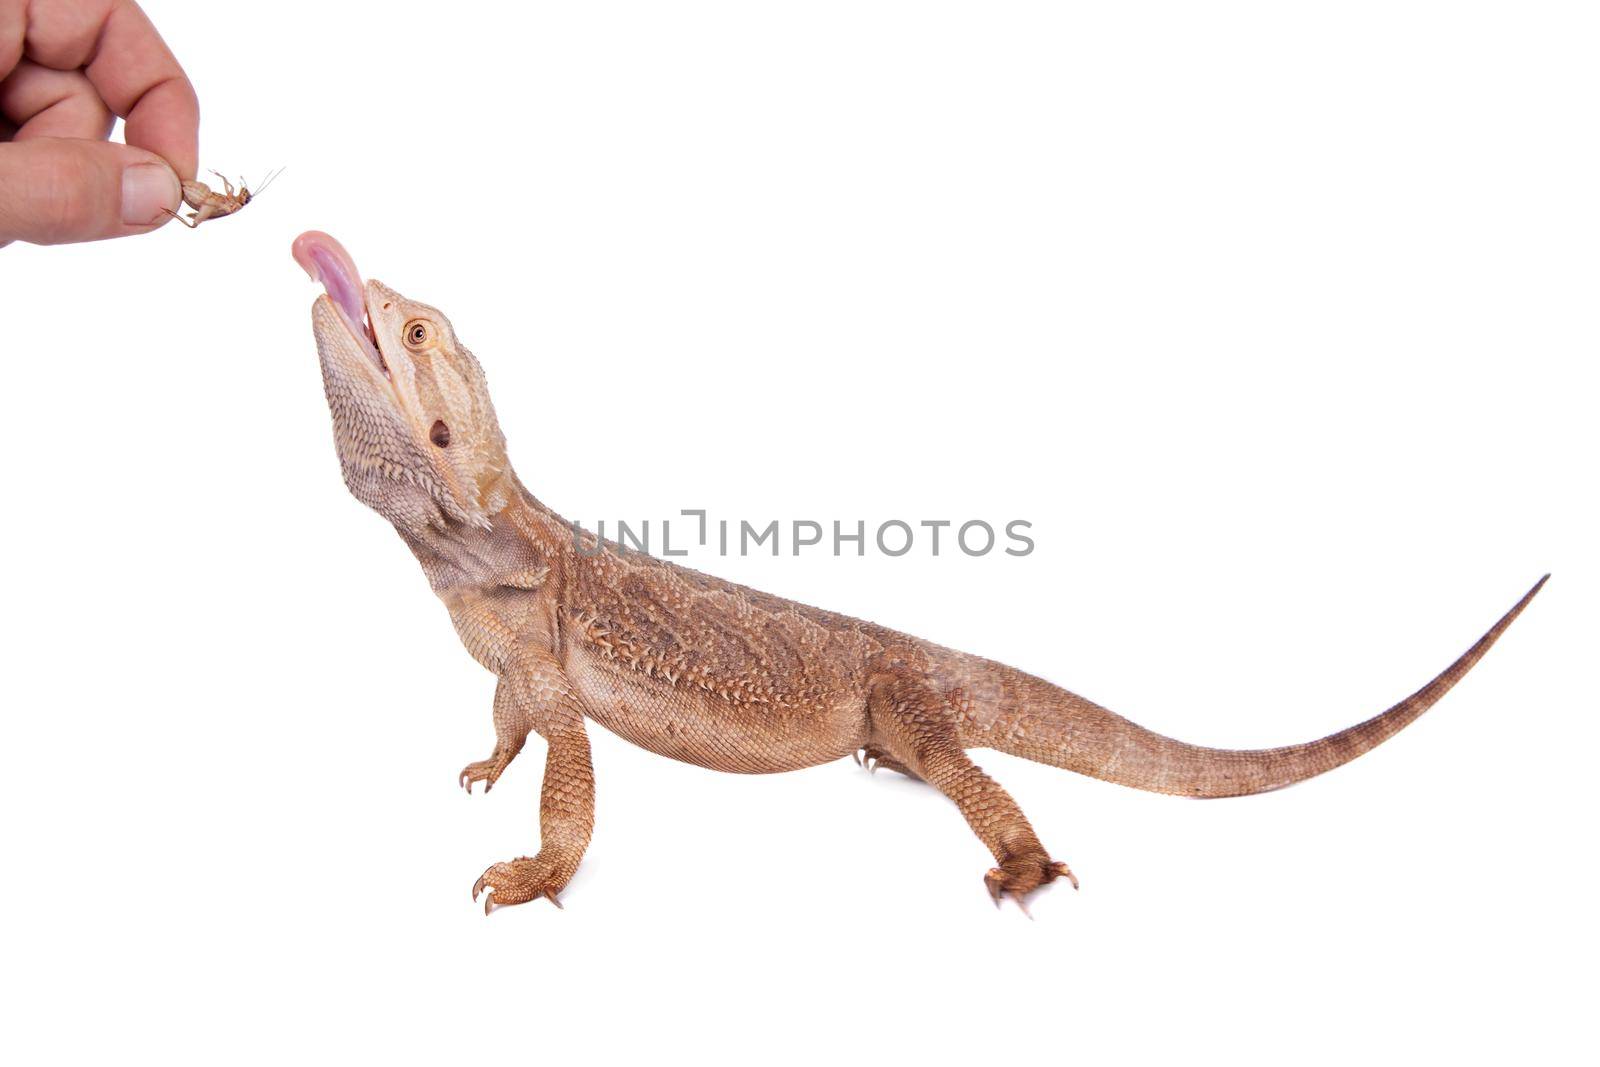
[{"xmin": 295, "ymin": 231, "xmax": 1546, "ymax": 912}]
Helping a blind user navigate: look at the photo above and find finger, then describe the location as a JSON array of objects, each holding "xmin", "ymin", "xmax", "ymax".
[
  {"xmin": 0, "ymin": 136, "xmax": 179, "ymax": 245},
  {"xmin": 17, "ymin": 0, "xmax": 199, "ymax": 179},
  {"xmin": 0, "ymin": 2, "xmax": 21, "ymax": 80},
  {"xmin": 0, "ymin": 61, "xmax": 115, "ymax": 141}
]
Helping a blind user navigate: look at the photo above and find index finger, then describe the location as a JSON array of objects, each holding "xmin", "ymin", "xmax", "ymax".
[{"xmin": 21, "ymin": 0, "xmax": 198, "ymax": 179}]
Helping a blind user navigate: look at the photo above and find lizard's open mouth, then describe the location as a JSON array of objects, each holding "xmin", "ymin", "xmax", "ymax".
[{"xmin": 292, "ymin": 230, "xmax": 390, "ymax": 377}]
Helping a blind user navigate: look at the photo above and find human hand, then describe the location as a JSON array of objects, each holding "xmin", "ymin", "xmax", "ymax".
[{"xmin": 0, "ymin": 0, "xmax": 198, "ymax": 247}]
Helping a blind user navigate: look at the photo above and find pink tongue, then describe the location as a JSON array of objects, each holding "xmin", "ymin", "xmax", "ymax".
[{"xmin": 292, "ymin": 230, "xmax": 365, "ymax": 326}]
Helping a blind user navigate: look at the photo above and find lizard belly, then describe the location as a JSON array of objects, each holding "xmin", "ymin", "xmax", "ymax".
[{"xmin": 564, "ymin": 642, "xmax": 868, "ymax": 773}]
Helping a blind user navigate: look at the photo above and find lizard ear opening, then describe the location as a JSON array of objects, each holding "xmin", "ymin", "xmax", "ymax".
[{"xmin": 430, "ymin": 420, "xmax": 451, "ymax": 448}]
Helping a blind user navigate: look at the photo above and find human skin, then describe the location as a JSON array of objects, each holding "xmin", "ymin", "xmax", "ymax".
[{"xmin": 0, "ymin": 0, "xmax": 198, "ymax": 246}]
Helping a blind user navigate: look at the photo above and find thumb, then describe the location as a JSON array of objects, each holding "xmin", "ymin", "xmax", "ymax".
[{"xmin": 0, "ymin": 138, "xmax": 182, "ymax": 247}]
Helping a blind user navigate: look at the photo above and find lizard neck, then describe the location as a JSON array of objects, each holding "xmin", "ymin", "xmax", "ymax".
[
  {"xmin": 396, "ymin": 476, "xmax": 577, "ymax": 672},
  {"xmin": 395, "ymin": 474, "xmax": 574, "ymax": 597}
]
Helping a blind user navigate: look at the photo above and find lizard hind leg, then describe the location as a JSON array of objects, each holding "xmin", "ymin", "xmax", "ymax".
[
  {"xmin": 853, "ymin": 744, "xmax": 920, "ymax": 780},
  {"xmin": 866, "ymin": 668, "xmax": 1077, "ymax": 911}
]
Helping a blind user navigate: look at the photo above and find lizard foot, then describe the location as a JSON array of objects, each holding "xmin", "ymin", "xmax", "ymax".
[
  {"xmin": 458, "ymin": 756, "xmax": 511, "ymax": 794},
  {"xmin": 983, "ymin": 852, "xmax": 1078, "ymax": 915},
  {"xmin": 471, "ymin": 855, "xmax": 568, "ymax": 914},
  {"xmin": 852, "ymin": 746, "xmax": 920, "ymax": 780}
]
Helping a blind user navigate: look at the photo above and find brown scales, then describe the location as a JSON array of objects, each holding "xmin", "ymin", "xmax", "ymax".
[{"xmin": 304, "ymin": 237, "xmax": 1547, "ymax": 913}]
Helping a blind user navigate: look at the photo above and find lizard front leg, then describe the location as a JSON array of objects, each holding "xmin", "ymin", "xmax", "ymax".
[
  {"xmin": 471, "ymin": 648, "xmax": 596, "ymax": 913},
  {"xmin": 459, "ymin": 677, "xmax": 531, "ymax": 793}
]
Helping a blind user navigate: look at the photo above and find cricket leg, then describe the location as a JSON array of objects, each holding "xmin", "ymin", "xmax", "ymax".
[
  {"xmin": 161, "ymin": 208, "xmax": 198, "ymax": 228},
  {"xmin": 866, "ymin": 668, "xmax": 1076, "ymax": 910},
  {"xmin": 209, "ymin": 170, "xmax": 236, "ymax": 197},
  {"xmin": 458, "ymin": 676, "xmax": 531, "ymax": 793},
  {"xmin": 471, "ymin": 647, "xmax": 596, "ymax": 912}
]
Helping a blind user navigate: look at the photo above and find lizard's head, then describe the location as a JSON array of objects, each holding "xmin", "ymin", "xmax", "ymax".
[{"xmin": 294, "ymin": 230, "xmax": 511, "ymax": 533}]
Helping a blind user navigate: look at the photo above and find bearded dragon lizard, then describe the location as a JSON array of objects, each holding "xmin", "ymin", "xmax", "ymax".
[{"xmin": 293, "ymin": 230, "xmax": 1546, "ymax": 912}]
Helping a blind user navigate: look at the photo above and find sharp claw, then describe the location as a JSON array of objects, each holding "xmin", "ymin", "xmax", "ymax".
[
  {"xmin": 852, "ymin": 750, "xmax": 862, "ymax": 767},
  {"xmin": 469, "ymin": 859, "xmax": 568, "ymax": 914}
]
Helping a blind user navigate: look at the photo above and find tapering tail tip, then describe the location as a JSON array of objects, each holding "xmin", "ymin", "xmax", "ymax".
[
  {"xmin": 986, "ymin": 573, "xmax": 1550, "ymax": 798},
  {"xmin": 1501, "ymin": 573, "xmax": 1550, "ymax": 629},
  {"xmin": 1172, "ymin": 571, "xmax": 1551, "ymax": 796}
]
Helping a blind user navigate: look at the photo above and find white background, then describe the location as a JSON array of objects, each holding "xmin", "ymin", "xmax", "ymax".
[{"xmin": 3, "ymin": 2, "xmax": 1595, "ymax": 1063}]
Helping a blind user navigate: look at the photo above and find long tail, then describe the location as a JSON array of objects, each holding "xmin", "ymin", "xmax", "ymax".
[{"xmin": 952, "ymin": 576, "xmax": 1547, "ymax": 797}]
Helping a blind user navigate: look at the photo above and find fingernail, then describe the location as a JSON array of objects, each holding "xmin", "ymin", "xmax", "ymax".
[{"xmin": 121, "ymin": 162, "xmax": 180, "ymax": 226}]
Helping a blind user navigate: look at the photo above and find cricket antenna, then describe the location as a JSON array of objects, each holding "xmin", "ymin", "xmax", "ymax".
[{"xmin": 253, "ymin": 166, "xmax": 286, "ymax": 196}]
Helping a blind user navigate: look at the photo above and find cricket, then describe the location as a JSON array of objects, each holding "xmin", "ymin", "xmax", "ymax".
[{"xmin": 163, "ymin": 167, "xmax": 284, "ymax": 229}]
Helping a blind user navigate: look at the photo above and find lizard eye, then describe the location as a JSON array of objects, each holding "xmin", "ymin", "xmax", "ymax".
[
  {"xmin": 429, "ymin": 420, "xmax": 451, "ymax": 448},
  {"xmin": 404, "ymin": 320, "xmax": 435, "ymax": 349}
]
